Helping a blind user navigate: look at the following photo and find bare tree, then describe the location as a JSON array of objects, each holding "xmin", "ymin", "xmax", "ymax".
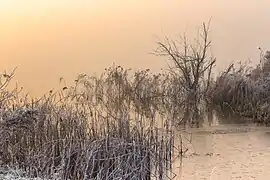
[{"xmin": 154, "ymin": 21, "xmax": 216, "ymax": 127}]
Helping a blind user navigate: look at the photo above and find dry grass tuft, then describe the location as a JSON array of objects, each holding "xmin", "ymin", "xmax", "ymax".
[
  {"xmin": 211, "ymin": 53, "xmax": 270, "ymax": 125},
  {"xmin": 0, "ymin": 65, "xmax": 181, "ymax": 180}
]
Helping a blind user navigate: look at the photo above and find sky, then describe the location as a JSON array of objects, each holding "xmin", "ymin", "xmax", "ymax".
[{"xmin": 0, "ymin": 0, "xmax": 270, "ymax": 95}]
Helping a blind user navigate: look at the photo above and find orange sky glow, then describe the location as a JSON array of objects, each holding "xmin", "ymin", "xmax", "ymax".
[{"xmin": 0, "ymin": 0, "xmax": 270, "ymax": 95}]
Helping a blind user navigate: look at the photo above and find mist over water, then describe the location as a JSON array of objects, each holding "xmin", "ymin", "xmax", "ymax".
[
  {"xmin": 174, "ymin": 116, "xmax": 270, "ymax": 180},
  {"xmin": 1, "ymin": 2, "xmax": 270, "ymax": 179}
]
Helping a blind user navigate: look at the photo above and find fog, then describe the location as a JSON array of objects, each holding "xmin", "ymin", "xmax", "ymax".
[{"xmin": 1, "ymin": 0, "xmax": 270, "ymax": 95}]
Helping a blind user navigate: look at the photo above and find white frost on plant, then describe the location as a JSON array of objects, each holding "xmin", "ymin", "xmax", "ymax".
[
  {"xmin": 264, "ymin": 50, "xmax": 270, "ymax": 60},
  {"xmin": 0, "ymin": 167, "xmax": 61, "ymax": 180}
]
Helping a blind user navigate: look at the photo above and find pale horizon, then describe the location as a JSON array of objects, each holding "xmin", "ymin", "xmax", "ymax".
[{"xmin": 1, "ymin": 0, "xmax": 270, "ymax": 96}]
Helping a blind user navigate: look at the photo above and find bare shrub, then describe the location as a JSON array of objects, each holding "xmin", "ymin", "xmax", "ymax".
[
  {"xmin": 153, "ymin": 21, "xmax": 216, "ymax": 127},
  {"xmin": 211, "ymin": 48, "xmax": 270, "ymax": 125}
]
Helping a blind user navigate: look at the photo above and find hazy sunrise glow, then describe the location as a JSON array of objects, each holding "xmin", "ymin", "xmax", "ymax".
[{"xmin": 0, "ymin": 0, "xmax": 270, "ymax": 95}]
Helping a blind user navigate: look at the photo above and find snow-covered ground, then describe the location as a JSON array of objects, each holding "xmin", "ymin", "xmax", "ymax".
[
  {"xmin": 0, "ymin": 174, "xmax": 43, "ymax": 180},
  {"xmin": 0, "ymin": 167, "xmax": 60, "ymax": 180}
]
